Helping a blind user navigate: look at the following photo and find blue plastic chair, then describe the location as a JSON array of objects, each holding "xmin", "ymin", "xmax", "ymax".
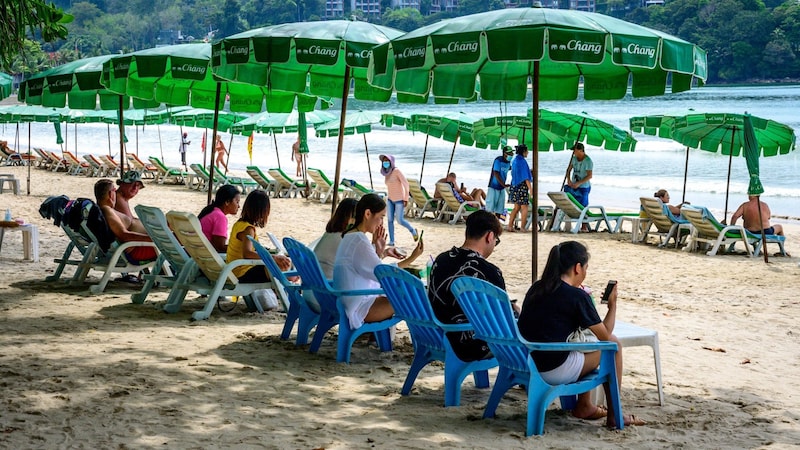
[
  {"xmin": 249, "ymin": 236, "xmax": 319, "ymax": 345},
  {"xmin": 374, "ymin": 264, "xmax": 496, "ymax": 407},
  {"xmin": 450, "ymin": 277, "xmax": 624, "ymax": 436},
  {"xmin": 283, "ymin": 237, "xmax": 398, "ymax": 363}
]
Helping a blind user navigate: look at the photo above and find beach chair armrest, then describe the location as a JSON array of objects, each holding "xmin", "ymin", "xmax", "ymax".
[{"xmin": 523, "ymin": 341, "xmax": 618, "ymax": 353}]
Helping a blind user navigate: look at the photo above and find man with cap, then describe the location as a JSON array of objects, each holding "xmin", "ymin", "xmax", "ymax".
[
  {"xmin": 486, "ymin": 146, "xmax": 514, "ymax": 219},
  {"xmin": 115, "ymin": 170, "xmax": 144, "ymax": 219}
]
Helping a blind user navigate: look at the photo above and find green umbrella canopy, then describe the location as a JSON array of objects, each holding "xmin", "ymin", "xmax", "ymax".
[
  {"xmin": 472, "ymin": 115, "xmax": 574, "ymax": 150},
  {"xmin": 18, "ymin": 55, "xmax": 139, "ymax": 110},
  {"xmin": 231, "ymin": 110, "xmax": 337, "ymax": 135},
  {"xmin": 0, "ymin": 105, "xmax": 65, "ymax": 123},
  {"xmin": 536, "ymin": 109, "xmax": 636, "ymax": 151},
  {"xmin": 314, "ymin": 110, "xmax": 382, "ymax": 138},
  {"xmin": 213, "ymin": 20, "xmax": 403, "ymax": 101},
  {"xmin": 367, "ymin": 6, "xmax": 707, "ymax": 281},
  {"xmin": 369, "ymin": 7, "xmax": 707, "ymax": 102},
  {"xmin": 170, "ymin": 108, "xmax": 248, "ymax": 132},
  {"xmin": 408, "ymin": 111, "xmax": 482, "ymax": 146},
  {"xmin": 101, "ymin": 43, "xmax": 321, "ymax": 113},
  {"xmin": 99, "ymin": 107, "xmax": 187, "ymax": 126},
  {"xmin": 669, "ymin": 113, "xmax": 795, "ymax": 157},
  {"xmin": 0, "ymin": 72, "xmax": 13, "ymax": 100}
]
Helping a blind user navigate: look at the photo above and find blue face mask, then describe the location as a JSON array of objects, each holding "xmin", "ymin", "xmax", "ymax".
[{"xmin": 382, "ymin": 161, "xmax": 391, "ymax": 169}]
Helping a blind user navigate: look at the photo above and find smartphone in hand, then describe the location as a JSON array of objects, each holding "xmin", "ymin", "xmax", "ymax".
[{"xmin": 600, "ymin": 280, "xmax": 617, "ymax": 304}]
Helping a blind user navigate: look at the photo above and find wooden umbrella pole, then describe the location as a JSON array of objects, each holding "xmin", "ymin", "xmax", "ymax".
[
  {"xmin": 681, "ymin": 146, "xmax": 690, "ymax": 204},
  {"xmin": 419, "ymin": 134, "xmax": 429, "ymax": 184},
  {"xmin": 723, "ymin": 129, "xmax": 735, "ymax": 222},
  {"xmin": 330, "ymin": 65, "xmax": 351, "ymax": 216},
  {"xmin": 272, "ymin": 132, "xmax": 281, "ymax": 169},
  {"xmin": 225, "ymin": 133, "xmax": 234, "ymax": 175},
  {"xmin": 445, "ymin": 131, "xmax": 460, "ymax": 176},
  {"xmin": 364, "ymin": 133, "xmax": 373, "ymax": 189},
  {"xmin": 207, "ymin": 82, "xmax": 222, "ymax": 205},
  {"xmin": 531, "ymin": 61, "xmax": 540, "ymax": 282},
  {"xmin": 157, "ymin": 124, "xmax": 163, "ymax": 162},
  {"xmin": 27, "ymin": 123, "xmax": 31, "ymax": 195},
  {"xmin": 107, "ymin": 124, "xmax": 111, "ymax": 156},
  {"xmin": 756, "ymin": 196, "xmax": 769, "ymax": 263},
  {"xmin": 118, "ymin": 95, "xmax": 126, "ymax": 173}
]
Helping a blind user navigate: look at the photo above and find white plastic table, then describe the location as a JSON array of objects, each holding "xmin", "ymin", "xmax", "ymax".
[{"xmin": 0, "ymin": 223, "xmax": 39, "ymax": 262}]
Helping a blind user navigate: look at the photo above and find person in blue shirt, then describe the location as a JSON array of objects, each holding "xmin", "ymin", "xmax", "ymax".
[
  {"xmin": 564, "ymin": 143, "xmax": 593, "ymax": 232},
  {"xmin": 486, "ymin": 146, "xmax": 514, "ymax": 218},
  {"xmin": 506, "ymin": 144, "xmax": 533, "ymax": 232}
]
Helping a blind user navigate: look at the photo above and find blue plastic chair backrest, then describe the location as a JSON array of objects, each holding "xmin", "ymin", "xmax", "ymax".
[
  {"xmin": 283, "ymin": 237, "xmax": 338, "ymax": 305},
  {"xmin": 450, "ymin": 277, "xmax": 530, "ymax": 373},
  {"xmin": 374, "ymin": 264, "xmax": 445, "ymax": 352},
  {"xmin": 135, "ymin": 205, "xmax": 191, "ymax": 274},
  {"xmin": 249, "ymin": 236, "xmax": 292, "ymax": 288}
]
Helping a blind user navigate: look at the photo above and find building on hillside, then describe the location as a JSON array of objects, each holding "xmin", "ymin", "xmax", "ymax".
[
  {"xmin": 429, "ymin": 0, "xmax": 459, "ymax": 13},
  {"xmin": 570, "ymin": 0, "xmax": 595, "ymax": 12}
]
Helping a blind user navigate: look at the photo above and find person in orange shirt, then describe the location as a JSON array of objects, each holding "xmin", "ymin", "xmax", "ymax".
[{"xmin": 379, "ymin": 154, "xmax": 418, "ymax": 246}]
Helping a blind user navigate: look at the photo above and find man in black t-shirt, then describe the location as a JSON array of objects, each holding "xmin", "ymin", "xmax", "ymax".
[{"xmin": 428, "ymin": 210, "xmax": 518, "ymax": 361}]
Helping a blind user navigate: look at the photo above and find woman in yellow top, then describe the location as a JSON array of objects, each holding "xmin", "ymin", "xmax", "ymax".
[{"xmin": 226, "ymin": 190, "xmax": 291, "ymax": 282}]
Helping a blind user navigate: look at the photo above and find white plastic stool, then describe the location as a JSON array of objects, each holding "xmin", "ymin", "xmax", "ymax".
[
  {"xmin": 0, "ymin": 174, "xmax": 20, "ymax": 195},
  {"xmin": 0, "ymin": 223, "xmax": 39, "ymax": 262},
  {"xmin": 615, "ymin": 321, "xmax": 664, "ymax": 405}
]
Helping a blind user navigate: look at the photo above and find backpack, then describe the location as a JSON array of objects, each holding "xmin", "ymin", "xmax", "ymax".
[{"xmin": 63, "ymin": 198, "xmax": 115, "ymax": 253}]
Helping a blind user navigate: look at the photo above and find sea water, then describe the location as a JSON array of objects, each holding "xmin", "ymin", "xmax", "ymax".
[{"xmin": 3, "ymin": 84, "xmax": 799, "ymax": 220}]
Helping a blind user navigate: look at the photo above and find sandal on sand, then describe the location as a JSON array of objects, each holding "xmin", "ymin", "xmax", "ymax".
[
  {"xmin": 573, "ymin": 405, "xmax": 607, "ymax": 420},
  {"xmin": 607, "ymin": 414, "xmax": 646, "ymax": 429}
]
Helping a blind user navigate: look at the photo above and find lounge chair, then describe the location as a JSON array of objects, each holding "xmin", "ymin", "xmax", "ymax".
[
  {"xmin": 46, "ymin": 199, "xmax": 162, "ymax": 294},
  {"xmin": 407, "ymin": 179, "xmax": 441, "ymax": 219},
  {"xmin": 340, "ymin": 178, "xmax": 387, "ymax": 200},
  {"xmin": 33, "ymin": 148, "xmax": 53, "ymax": 168},
  {"xmin": 547, "ymin": 191, "xmax": 637, "ymax": 233},
  {"xmin": 450, "ymin": 277, "xmax": 624, "ymax": 436},
  {"xmin": 99, "ymin": 155, "xmax": 120, "ymax": 177},
  {"xmin": 638, "ymin": 197, "xmax": 692, "ymax": 248},
  {"xmin": 435, "ymin": 182, "xmax": 481, "ymax": 225},
  {"xmin": 62, "ymin": 151, "xmax": 90, "ymax": 176},
  {"xmin": 283, "ymin": 237, "xmax": 397, "ymax": 363},
  {"xmin": 681, "ymin": 206, "xmax": 785, "ymax": 256},
  {"xmin": 250, "ymin": 237, "xmax": 320, "ymax": 345},
  {"xmin": 126, "ymin": 153, "xmax": 158, "ymax": 179},
  {"xmin": 148, "ymin": 156, "xmax": 187, "ymax": 185},
  {"xmin": 212, "ymin": 166, "xmax": 259, "ymax": 193},
  {"xmin": 48, "ymin": 151, "xmax": 69, "ymax": 172},
  {"xmin": 165, "ymin": 210, "xmax": 275, "ymax": 320},
  {"xmin": 517, "ymin": 202, "xmax": 555, "ymax": 231},
  {"xmin": 374, "ymin": 264, "xmax": 497, "ymax": 407},
  {"xmin": 0, "ymin": 141, "xmax": 37, "ymax": 166},
  {"xmin": 306, "ymin": 167, "xmax": 344, "ymax": 204},
  {"xmin": 268, "ymin": 167, "xmax": 308, "ymax": 198},
  {"xmin": 189, "ymin": 163, "xmax": 225, "ymax": 191},
  {"xmin": 245, "ymin": 165, "xmax": 278, "ymax": 196},
  {"xmin": 82, "ymin": 154, "xmax": 105, "ymax": 177}
]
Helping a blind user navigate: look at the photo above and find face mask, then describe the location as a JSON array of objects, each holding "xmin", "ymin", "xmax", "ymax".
[{"xmin": 382, "ymin": 161, "xmax": 391, "ymax": 169}]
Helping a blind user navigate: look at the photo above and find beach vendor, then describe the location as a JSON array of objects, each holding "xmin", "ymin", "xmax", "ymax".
[
  {"xmin": 380, "ymin": 154, "xmax": 419, "ymax": 246},
  {"xmin": 179, "ymin": 132, "xmax": 190, "ymax": 168},
  {"xmin": 506, "ymin": 145, "xmax": 532, "ymax": 232},
  {"xmin": 486, "ymin": 146, "xmax": 513, "ymax": 218},
  {"xmin": 518, "ymin": 241, "xmax": 645, "ymax": 428},
  {"xmin": 428, "ymin": 210, "xmax": 516, "ymax": 362}
]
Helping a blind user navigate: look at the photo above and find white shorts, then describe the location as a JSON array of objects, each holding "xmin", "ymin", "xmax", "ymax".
[{"xmin": 540, "ymin": 351, "xmax": 585, "ymax": 385}]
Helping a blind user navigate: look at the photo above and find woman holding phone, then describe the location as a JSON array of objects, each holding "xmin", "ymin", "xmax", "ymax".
[{"xmin": 517, "ymin": 241, "xmax": 645, "ymax": 429}]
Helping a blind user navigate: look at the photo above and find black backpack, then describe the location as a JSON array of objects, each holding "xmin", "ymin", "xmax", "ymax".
[{"xmin": 63, "ymin": 198, "xmax": 115, "ymax": 253}]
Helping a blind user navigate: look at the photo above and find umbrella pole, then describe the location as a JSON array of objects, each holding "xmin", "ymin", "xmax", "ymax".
[
  {"xmin": 755, "ymin": 196, "xmax": 769, "ymax": 263},
  {"xmin": 74, "ymin": 123, "xmax": 77, "ymax": 157},
  {"xmin": 207, "ymin": 82, "xmax": 222, "ymax": 205},
  {"xmin": 364, "ymin": 133, "xmax": 373, "ymax": 189},
  {"xmin": 27, "ymin": 123, "xmax": 31, "ymax": 195},
  {"xmin": 135, "ymin": 124, "xmax": 139, "ymax": 156},
  {"xmin": 681, "ymin": 146, "xmax": 690, "ymax": 204},
  {"xmin": 331, "ymin": 66, "xmax": 351, "ymax": 216},
  {"xmin": 419, "ymin": 134, "xmax": 429, "ymax": 184},
  {"xmin": 225, "ymin": 133, "xmax": 233, "ymax": 175},
  {"xmin": 157, "ymin": 124, "xmax": 163, "ymax": 162},
  {"xmin": 118, "ymin": 96, "xmax": 126, "ymax": 173},
  {"xmin": 107, "ymin": 124, "xmax": 111, "ymax": 156},
  {"xmin": 723, "ymin": 129, "xmax": 736, "ymax": 222},
  {"xmin": 532, "ymin": 61, "xmax": 540, "ymax": 282},
  {"xmin": 445, "ymin": 131, "xmax": 460, "ymax": 176},
  {"xmin": 273, "ymin": 132, "xmax": 281, "ymax": 169}
]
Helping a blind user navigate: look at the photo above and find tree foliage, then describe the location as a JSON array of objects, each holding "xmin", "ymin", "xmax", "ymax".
[{"xmin": 1, "ymin": 0, "xmax": 74, "ymax": 70}]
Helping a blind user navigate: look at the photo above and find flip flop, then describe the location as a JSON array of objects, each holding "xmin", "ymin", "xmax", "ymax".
[
  {"xmin": 574, "ymin": 405, "xmax": 607, "ymax": 420},
  {"xmin": 607, "ymin": 414, "xmax": 646, "ymax": 429}
]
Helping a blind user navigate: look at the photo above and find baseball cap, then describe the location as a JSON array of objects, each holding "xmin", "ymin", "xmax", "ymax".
[
  {"xmin": 117, "ymin": 170, "xmax": 145, "ymax": 188},
  {"xmin": 503, "ymin": 146, "xmax": 514, "ymax": 154}
]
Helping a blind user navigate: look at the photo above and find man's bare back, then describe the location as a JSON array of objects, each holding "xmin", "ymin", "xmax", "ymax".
[{"xmin": 731, "ymin": 196, "xmax": 784, "ymax": 236}]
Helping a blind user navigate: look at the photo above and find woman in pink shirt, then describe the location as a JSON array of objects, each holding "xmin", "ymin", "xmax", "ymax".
[
  {"xmin": 198, "ymin": 184, "xmax": 241, "ymax": 252},
  {"xmin": 379, "ymin": 154, "xmax": 418, "ymax": 246}
]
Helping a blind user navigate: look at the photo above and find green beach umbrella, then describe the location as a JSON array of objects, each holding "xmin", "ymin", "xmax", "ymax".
[
  {"xmin": 743, "ymin": 113, "xmax": 767, "ymax": 263},
  {"xmin": 632, "ymin": 112, "xmax": 795, "ymax": 220},
  {"xmin": 315, "ymin": 110, "xmax": 383, "ymax": 188},
  {"xmin": 213, "ymin": 19, "xmax": 404, "ymax": 211},
  {"xmin": 368, "ymin": 5, "xmax": 707, "ymax": 280},
  {"xmin": 0, "ymin": 72, "xmax": 13, "ymax": 100}
]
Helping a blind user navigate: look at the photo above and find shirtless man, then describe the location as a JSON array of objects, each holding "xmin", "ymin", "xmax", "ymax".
[
  {"xmin": 95, "ymin": 178, "xmax": 156, "ymax": 263},
  {"xmin": 434, "ymin": 173, "xmax": 486, "ymax": 206},
  {"xmin": 114, "ymin": 170, "xmax": 144, "ymax": 218},
  {"xmin": 730, "ymin": 195, "xmax": 784, "ymax": 236}
]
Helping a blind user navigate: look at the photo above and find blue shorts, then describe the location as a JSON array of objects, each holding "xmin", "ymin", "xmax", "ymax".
[{"xmin": 485, "ymin": 187, "xmax": 507, "ymax": 214}]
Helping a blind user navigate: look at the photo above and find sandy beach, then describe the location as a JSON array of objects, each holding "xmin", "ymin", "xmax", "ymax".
[{"xmin": 1, "ymin": 164, "xmax": 799, "ymax": 449}]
